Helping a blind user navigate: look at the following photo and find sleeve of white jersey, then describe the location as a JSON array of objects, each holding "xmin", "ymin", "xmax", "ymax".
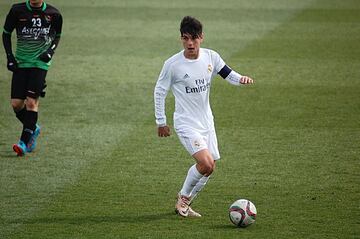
[
  {"xmin": 212, "ymin": 50, "xmax": 243, "ymax": 86},
  {"xmin": 211, "ymin": 50, "xmax": 226, "ymax": 74},
  {"xmin": 154, "ymin": 62, "xmax": 172, "ymax": 127}
]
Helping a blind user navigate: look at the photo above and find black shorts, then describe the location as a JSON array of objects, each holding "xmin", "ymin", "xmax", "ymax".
[{"xmin": 11, "ymin": 68, "xmax": 48, "ymax": 99}]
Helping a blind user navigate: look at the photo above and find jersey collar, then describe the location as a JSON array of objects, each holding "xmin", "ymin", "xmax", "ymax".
[{"xmin": 26, "ymin": 0, "xmax": 47, "ymax": 12}]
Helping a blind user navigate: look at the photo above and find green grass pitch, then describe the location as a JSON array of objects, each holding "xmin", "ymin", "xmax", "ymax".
[{"xmin": 0, "ymin": 0, "xmax": 359, "ymax": 238}]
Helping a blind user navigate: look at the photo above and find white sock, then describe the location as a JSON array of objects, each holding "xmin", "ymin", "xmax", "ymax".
[
  {"xmin": 180, "ymin": 164, "xmax": 203, "ymax": 197},
  {"xmin": 189, "ymin": 176, "xmax": 210, "ymax": 202}
]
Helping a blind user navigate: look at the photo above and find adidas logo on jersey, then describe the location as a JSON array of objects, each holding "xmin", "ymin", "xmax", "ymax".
[{"xmin": 183, "ymin": 74, "xmax": 190, "ymax": 79}]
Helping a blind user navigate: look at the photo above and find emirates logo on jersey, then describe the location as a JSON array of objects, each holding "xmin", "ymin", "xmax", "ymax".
[{"xmin": 185, "ymin": 78, "xmax": 210, "ymax": 94}]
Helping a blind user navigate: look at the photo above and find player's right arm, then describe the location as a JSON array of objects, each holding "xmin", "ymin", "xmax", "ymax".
[
  {"xmin": 2, "ymin": 6, "xmax": 17, "ymax": 72},
  {"xmin": 154, "ymin": 61, "xmax": 172, "ymax": 137}
]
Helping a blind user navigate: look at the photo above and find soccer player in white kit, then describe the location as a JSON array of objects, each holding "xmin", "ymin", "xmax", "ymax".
[{"xmin": 154, "ymin": 16, "xmax": 254, "ymax": 217}]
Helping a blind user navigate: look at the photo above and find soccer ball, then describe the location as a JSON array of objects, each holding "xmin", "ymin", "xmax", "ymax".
[{"xmin": 229, "ymin": 199, "xmax": 257, "ymax": 228}]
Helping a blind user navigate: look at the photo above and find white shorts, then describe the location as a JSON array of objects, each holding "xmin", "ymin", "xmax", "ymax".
[{"xmin": 177, "ymin": 129, "xmax": 220, "ymax": 160}]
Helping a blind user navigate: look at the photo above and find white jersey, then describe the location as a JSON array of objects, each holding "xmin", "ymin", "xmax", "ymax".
[{"xmin": 154, "ymin": 48, "xmax": 226, "ymax": 134}]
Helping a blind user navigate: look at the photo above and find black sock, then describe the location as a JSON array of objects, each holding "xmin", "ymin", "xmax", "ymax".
[
  {"xmin": 20, "ymin": 111, "xmax": 38, "ymax": 144},
  {"xmin": 14, "ymin": 107, "xmax": 27, "ymax": 124}
]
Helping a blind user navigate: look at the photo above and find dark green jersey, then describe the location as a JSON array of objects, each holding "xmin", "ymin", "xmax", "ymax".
[{"xmin": 3, "ymin": 0, "xmax": 62, "ymax": 70}]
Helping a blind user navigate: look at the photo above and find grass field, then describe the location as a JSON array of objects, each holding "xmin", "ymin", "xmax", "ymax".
[{"xmin": 1, "ymin": 0, "xmax": 359, "ymax": 238}]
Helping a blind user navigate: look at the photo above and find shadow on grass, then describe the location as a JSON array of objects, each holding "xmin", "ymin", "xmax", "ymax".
[
  {"xmin": 0, "ymin": 151, "xmax": 17, "ymax": 158},
  {"xmin": 210, "ymin": 223, "xmax": 257, "ymax": 230},
  {"xmin": 210, "ymin": 224, "xmax": 239, "ymax": 230},
  {"xmin": 8, "ymin": 212, "xmax": 176, "ymax": 225},
  {"xmin": 0, "ymin": 152, "xmax": 39, "ymax": 160}
]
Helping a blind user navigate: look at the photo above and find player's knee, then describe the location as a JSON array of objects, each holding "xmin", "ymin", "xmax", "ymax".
[
  {"xmin": 11, "ymin": 100, "xmax": 24, "ymax": 111},
  {"xmin": 208, "ymin": 160, "xmax": 216, "ymax": 175},
  {"xmin": 201, "ymin": 159, "xmax": 215, "ymax": 176},
  {"xmin": 25, "ymin": 97, "xmax": 38, "ymax": 111}
]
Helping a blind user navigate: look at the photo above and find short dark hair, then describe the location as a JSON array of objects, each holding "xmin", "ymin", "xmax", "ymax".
[{"xmin": 180, "ymin": 16, "xmax": 203, "ymax": 38}]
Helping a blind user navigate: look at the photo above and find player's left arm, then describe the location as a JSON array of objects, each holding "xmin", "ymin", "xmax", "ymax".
[
  {"xmin": 39, "ymin": 13, "xmax": 63, "ymax": 63},
  {"xmin": 218, "ymin": 65, "xmax": 254, "ymax": 85},
  {"xmin": 211, "ymin": 50, "xmax": 254, "ymax": 85}
]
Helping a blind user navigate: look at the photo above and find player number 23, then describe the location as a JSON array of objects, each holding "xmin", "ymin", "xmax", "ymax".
[{"xmin": 32, "ymin": 18, "xmax": 42, "ymax": 27}]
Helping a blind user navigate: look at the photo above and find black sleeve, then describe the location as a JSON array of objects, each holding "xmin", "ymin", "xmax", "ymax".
[
  {"xmin": 54, "ymin": 13, "xmax": 63, "ymax": 37},
  {"xmin": 49, "ymin": 13, "xmax": 62, "ymax": 52},
  {"xmin": 45, "ymin": 13, "xmax": 62, "ymax": 53},
  {"xmin": 51, "ymin": 37, "xmax": 60, "ymax": 51},
  {"xmin": 2, "ymin": 32, "xmax": 13, "ymax": 56},
  {"xmin": 2, "ymin": 7, "xmax": 16, "ymax": 56},
  {"xmin": 3, "ymin": 7, "xmax": 16, "ymax": 34}
]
